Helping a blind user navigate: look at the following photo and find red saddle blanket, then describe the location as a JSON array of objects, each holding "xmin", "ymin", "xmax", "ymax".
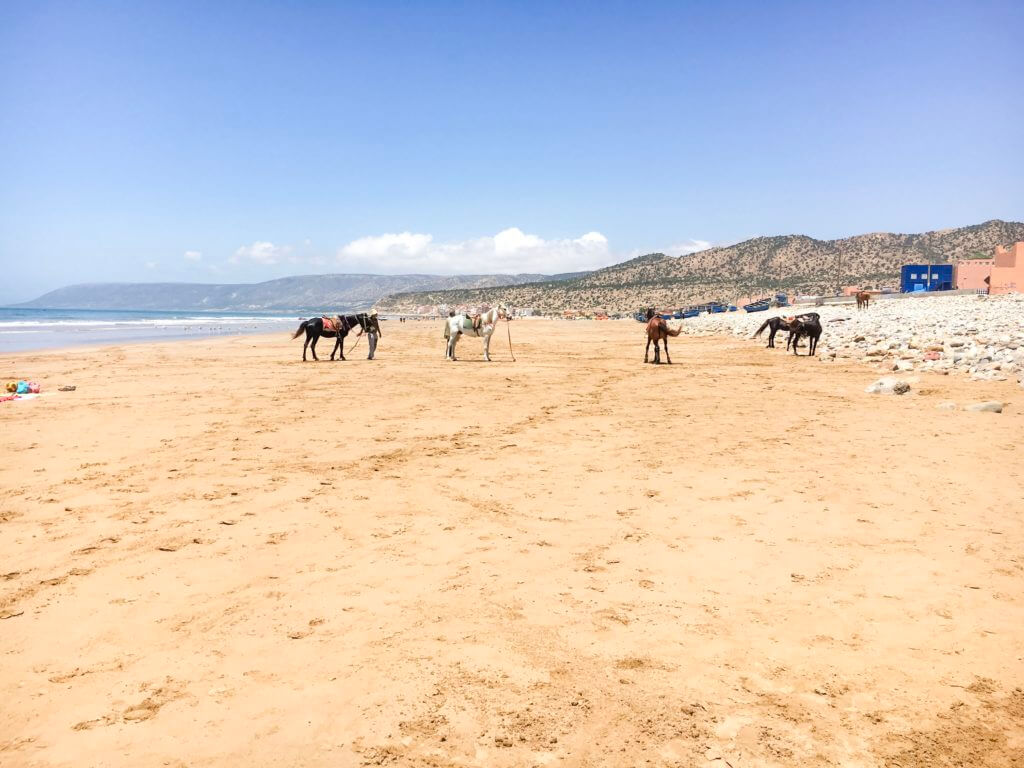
[{"xmin": 322, "ymin": 316, "xmax": 338, "ymax": 332}]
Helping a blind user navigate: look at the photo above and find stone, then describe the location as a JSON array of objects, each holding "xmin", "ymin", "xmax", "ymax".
[
  {"xmin": 965, "ymin": 401, "xmax": 1003, "ymax": 413},
  {"xmin": 866, "ymin": 377, "xmax": 911, "ymax": 395}
]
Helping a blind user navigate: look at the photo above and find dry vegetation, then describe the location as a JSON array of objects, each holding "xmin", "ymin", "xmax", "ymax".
[{"xmin": 378, "ymin": 219, "xmax": 1024, "ymax": 313}]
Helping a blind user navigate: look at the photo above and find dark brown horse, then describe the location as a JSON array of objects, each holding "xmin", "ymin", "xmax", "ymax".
[
  {"xmin": 644, "ymin": 310, "xmax": 682, "ymax": 364},
  {"xmin": 785, "ymin": 315, "xmax": 822, "ymax": 356},
  {"xmin": 754, "ymin": 312, "xmax": 819, "ymax": 350},
  {"xmin": 291, "ymin": 313, "xmax": 380, "ymax": 361},
  {"xmin": 856, "ymin": 291, "xmax": 871, "ymax": 309}
]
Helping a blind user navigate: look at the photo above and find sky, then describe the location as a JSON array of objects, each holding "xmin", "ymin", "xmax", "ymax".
[{"xmin": 1, "ymin": 0, "xmax": 1022, "ymax": 303}]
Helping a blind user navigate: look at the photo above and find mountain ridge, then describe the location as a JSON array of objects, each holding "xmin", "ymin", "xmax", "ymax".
[
  {"xmin": 376, "ymin": 219, "xmax": 1024, "ymax": 313},
  {"xmin": 15, "ymin": 271, "xmax": 590, "ymax": 312}
]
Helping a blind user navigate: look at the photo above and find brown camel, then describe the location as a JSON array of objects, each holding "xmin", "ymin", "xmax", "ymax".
[
  {"xmin": 856, "ymin": 291, "xmax": 871, "ymax": 309},
  {"xmin": 644, "ymin": 315, "xmax": 683, "ymax": 364}
]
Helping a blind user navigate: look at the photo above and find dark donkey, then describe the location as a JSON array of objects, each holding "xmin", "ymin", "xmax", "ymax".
[
  {"xmin": 785, "ymin": 314, "xmax": 822, "ymax": 356},
  {"xmin": 291, "ymin": 313, "xmax": 380, "ymax": 361},
  {"xmin": 754, "ymin": 312, "xmax": 820, "ymax": 350}
]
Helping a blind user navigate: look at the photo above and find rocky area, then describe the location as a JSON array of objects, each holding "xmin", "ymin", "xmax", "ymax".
[{"xmin": 667, "ymin": 293, "xmax": 1024, "ymax": 387}]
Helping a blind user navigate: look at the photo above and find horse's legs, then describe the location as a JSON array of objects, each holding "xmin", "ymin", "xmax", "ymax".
[
  {"xmin": 768, "ymin": 328, "xmax": 776, "ymax": 348},
  {"xmin": 303, "ymin": 332, "xmax": 310, "ymax": 361},
  {"xmin": 310, "ymin": 332, "xmax": 319, "ymax": 361},
  {"xmin": 483, "ymin": 331, "xmax": 491, "ymax": 362},
  {"xmin": 338, "ymin": 332, "xmax": 346, "ymax": 361},
  {"xmin": 653, "ymin": 339, "xmax": 661, "ymax": 364},
  {"xmin": 663, "ymin": 335, "xmax": 671, "ymax": 364},
  {"xmin": 644, "ymin": 337, "xmax": 651, "ymax": 363}
]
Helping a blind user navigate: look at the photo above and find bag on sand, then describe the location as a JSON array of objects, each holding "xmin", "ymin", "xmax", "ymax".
[{"xmin": 16, "ymin": 381, "xmax": 29, "ymax": 395}]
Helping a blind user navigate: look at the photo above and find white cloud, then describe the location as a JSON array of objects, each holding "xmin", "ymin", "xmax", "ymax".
[
  {"xmin": 667, "ymin": 239, "xmax": 712, "ymax": 256},
  {"xmin": 336, "ymin": 228, "xmax": 611, "ymax": 275},
  {"xmin": 230, "ymin": 241, "xmax": 292, "ymax": 265},
  {"xmin": 183, "ymin": 250, "xmax": 202, "ymax": 262},
  {"xmin": 340, "ymin": 232, "xmax": 434, "ymax": 260},
  {"xmin": 145, "ymin": 260, "xmax": 158, "ymax": 270}
]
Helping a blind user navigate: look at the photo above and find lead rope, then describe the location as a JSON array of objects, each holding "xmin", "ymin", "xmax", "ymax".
[
  {"xmin": 506, "ymin": 313, "xmax": 516, "ymax": 362},
  {"xmin": 348, "ymin": 316, "xmax": 365, "ymax": 354}
]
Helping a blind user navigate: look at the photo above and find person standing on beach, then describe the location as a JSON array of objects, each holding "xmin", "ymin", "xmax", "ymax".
[{"xmin": 356, "ymin": 310, "xmax": 380, "ymax": 360}]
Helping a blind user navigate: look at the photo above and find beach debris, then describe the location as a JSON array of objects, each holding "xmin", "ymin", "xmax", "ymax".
[
  {"xmin": 3, "ymin": 380, "xmax": 42, "ymax": 402},
  {"xmin": 58, "ymin": 385, "xmax": 76, "ymax": 392},
  {"xmin": 0, "ymin": 610, "xmax": 25, "ymax": 620},
  {"xmin": 865, "ymin": 377, "xmax": 911, "ymax": 395},
  {"xmin": 964, "ymin": 401, "xmax": 1004, "ymax": 413}
]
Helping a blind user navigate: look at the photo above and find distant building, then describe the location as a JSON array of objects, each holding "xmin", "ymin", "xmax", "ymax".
[
  {"xmin": 953, "ymin": 242, "xmax": 1024, "ymax": 295},
  {"xmin": 954, "ymin": 257, "xmax": 994, "ymax": 291},
  {"xmin": 900, "ymin": 264, "xmax": 953, "ymax": 293},
  {"xmin": 990, "ymin": 242, "xmax": 1024, "ymax": 295}
]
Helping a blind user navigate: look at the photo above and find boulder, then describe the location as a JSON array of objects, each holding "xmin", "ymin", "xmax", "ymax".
[
  {"xmin": 964, "ymin": 401, "xmax": 1004, "ymax": 413},
  {"xmin": 866, "ymin": 377, "xmax": 911, "ymax": 395}
]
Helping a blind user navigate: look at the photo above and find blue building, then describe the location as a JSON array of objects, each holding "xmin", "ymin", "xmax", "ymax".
[{"xmin": 900, "ymin": 264, "xmax": 953, "ymax": 293}]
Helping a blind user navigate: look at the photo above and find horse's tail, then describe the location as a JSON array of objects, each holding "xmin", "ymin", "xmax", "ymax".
[
  {"xmin": 666, "ymin": 323, "xmax": 683, "ymax": 337},
  {"xmin": 291, "ymin": 320, "xmax": 309, "ymax": 340},
  {"xmin": 753, "ymin": 319, "xmax": 770, "ymax": 338}
]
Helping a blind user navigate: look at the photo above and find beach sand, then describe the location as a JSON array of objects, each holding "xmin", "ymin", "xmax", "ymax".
[{"xmin": 2, "ymin": 319, "xmax": 1022, "ymax": 767}]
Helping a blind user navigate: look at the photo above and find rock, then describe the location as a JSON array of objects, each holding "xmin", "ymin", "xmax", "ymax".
[
  {"xmin": 936, "ymin": 401, "xmax": 957, "ymax": 410},
  {"xmin": 866, "ymin": 377, "xmax": 911, "ymax": 395},
  {"xmin": 965, "ymin": 401, "xmax": 1003, "ymax": 413},
  {"xmin": 894, "ymin": 360, "xmax": 914, "ymax": 371}
]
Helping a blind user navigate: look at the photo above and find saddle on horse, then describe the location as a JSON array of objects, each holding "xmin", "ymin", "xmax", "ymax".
[{"xmin": 321, "ymin": 315, "xmax": 341, "ymax": 333}]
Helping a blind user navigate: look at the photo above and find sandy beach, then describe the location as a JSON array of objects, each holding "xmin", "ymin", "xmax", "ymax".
[{"xmin": 2, "ymin": 319, "xmax": 1022, "ymax": 767}]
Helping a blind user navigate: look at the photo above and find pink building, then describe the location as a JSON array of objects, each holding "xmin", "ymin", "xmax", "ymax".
[
  {"xmin": 954, "ymin": 242, "xmax": 1024, "ymax": 294},
  {"xmin": 990, "ymin": 242, "xmax": 1024, "ymax": 295},
  {"xmin": 955, "ymin": 258, "xmax": 995, "ymax": 291}
]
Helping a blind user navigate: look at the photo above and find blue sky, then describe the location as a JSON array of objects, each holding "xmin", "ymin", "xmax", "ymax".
[{"xmin": 1, "ymin": 0, "xmax": 1022, "ymax": 303}]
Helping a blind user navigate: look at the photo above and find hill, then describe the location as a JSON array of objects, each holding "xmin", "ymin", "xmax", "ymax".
[
  {"xmin": 376, "ymin": 219, "xmax": 1024, "ymax": 314},
  {"xmin": 16, "ymin": 271, "xmax": 589, "ymax": 312}
]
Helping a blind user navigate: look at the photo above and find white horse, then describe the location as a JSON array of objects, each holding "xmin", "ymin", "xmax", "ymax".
[{"xmin": 443, "ymin": 305, "xmax": 508, "ymax": 361}]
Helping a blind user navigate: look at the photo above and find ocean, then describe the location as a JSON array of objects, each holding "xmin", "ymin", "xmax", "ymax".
[{"xmin": 0, "ymin": 307, "xmax": 303, "ymax": 353}]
